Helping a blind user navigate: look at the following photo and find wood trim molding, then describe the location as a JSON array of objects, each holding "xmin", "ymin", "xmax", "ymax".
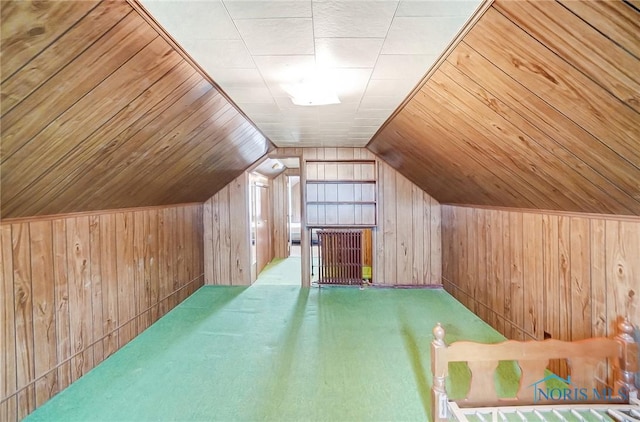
[
  {"xmin": 445, "ymin": 203, "xmax": 640, "ymax": 222},
  {"xmin": 0, "ymin": 202, "xmax": 202, "ymax": 224}
]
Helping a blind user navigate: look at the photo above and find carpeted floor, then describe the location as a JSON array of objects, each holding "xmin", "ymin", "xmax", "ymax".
[
  {"xmin": 253, "ymin": 257, "xmax": 302, "ymax": 286},
  {"xmin": 26, "ymin": 286, "xmax": 514, "ymax": 422}
]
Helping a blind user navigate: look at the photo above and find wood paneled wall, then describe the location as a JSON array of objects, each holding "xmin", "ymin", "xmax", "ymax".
[
  {"xmin": 203, "ymin": 173, "xmax": 251, "ymax": 286},
  {"xmin": 0, "ymin": 203, "xmax": 204, "ymax": 421},
  {"xmin": 270, "ymin": 172, "xmax": 290, "ymax": 260},
  {"xmin": 441, "ymin": 205, "xmax": 639, "ymax": 345},
  {"xmin": 1, "ymin": 0, "xmax": 270, "ymax": 219},
  {"xmin": 276, "ymin": 148, "xmax": 442, "ymax": 285},
  {"xmin": 369, "ymin": 0, "xmax": 640, "ymax": 216}
]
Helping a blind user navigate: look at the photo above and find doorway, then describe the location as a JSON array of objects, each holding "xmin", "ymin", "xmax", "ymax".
[{"xmin": 250, "ymin": 156, "xmax": 304, "ymax": 286}]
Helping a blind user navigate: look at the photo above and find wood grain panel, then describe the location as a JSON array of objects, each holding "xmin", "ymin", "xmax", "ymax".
[
  {"xmin": 442, "ymin": 204, "xmax": 640, "ymax": 376},
  {"xmin": 204, "ymin": 173, "xmax": 251, "ymax": 286},
  {"xmin": 1, "ymin": 1, "xmax": 130, "ymax": 115},
  {"xmin": 68, "ymin": 217, "xmax": 94, "ymax": 381},
  {"xmin": 0, "ymin": 1, "xmax": 270, "ymax": 219},
  {"xmin": 0, "ymin": 0, "xmax": 99, "ymax": 82},
  {"xmin": 0, "ymin": 225, "xmax": 17, "ymax": 421},
  {"xmin": 560, "ymin": 0, "xmax": 640, "ymax": 60},
  {"xmin": 12, "ymin": 223, "xmax": 35, "ymax": 418},
  {"xmin": 205, "ymin": 148, "xmax": 442, "ymax": 286},
  {"xmin": 29, "ymin": 220, "xmax": 57, "ymax": 407},
  {"xmin": 466, "ymin": 9, "xmax": 640, "ymax": 164},
  {"xmin": 2, "ymin": 36, "xmax": 183, "ymax": 211},
  {"xmin": 270, "ymin": 172, "xmax": 289, "ymax": 259},
  {"xmin": 99, "ymin": 214, "xmax": 119, "ymax": 358},
  {"xmin": 307, "ymin": 148, "xmax": 439, "ymax": 285},
  {"xmin": 494, "ymin": 0, "xmax": 640, "ymax": 113},
  {"xmin": 0, "ymin": 203, "xmax": 203, "ymax": 420},
  {"xmin": 369, "ymin": 0, "xmax": 640, "ymax": 216}
]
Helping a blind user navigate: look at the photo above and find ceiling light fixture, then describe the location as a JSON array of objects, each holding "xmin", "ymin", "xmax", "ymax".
[{"xmin": 283, "ymin": 70, "xmax": 340, "ymax": 107}]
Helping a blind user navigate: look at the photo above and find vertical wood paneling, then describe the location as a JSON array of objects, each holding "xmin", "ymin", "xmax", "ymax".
[
  {"xmin": 606, "ymin": 220, "xmax": 639, "ymax": 325},
  {"xmin": 29, "ymin": 220, "xmax": 57, "ymax": 407},
  {"xmin": 442, "ymin": 205, "xmax": 640, "ymax": 374},
  {"xmin": 116, "ymin": 212, "xmax": 135, "ymax": 347},
  {"xmin": 0, "ymin": 203, "xmax": 203, "ymax": 420},
  {"xmin": 203, "ymin": 200, "xmax": 214, "ymax": 284},
  {"xmin": 12, "ymin": 223, "xmax": 35, "ymax": 418},
  {"xmin": 133, "ymin": 212, "xmax": 146, "ymax": 334},
  {"xmin": 474, "ymin": 209, "xmax": 487, "ymax": 321},
  {"xmin": 491, "ymin": 210, "xmax": 505, "ymax": 335},
  {"xmin": 509, "ymin": 213, "xmax": 524, "ymax": 339},
  {"xmin": 202, "ymin": 148, "xmax": 442, "ymax": 286},
  {"xmin": 590, "ymin": 219, "xmax": 607, "ymax": 337},
  {"xmin": 52, "ymin": 219, "xmax": 71, "ymax": 392},
  {"xmin": 270, "ymin": 172, "xmax": 289, "ymax": 259},
  {"xmin": 522, "ymin": 213, "xmax": 543, "ymax": 339},
  {"xmin": 395, "ymin": 173, "xmax": 412, "ymax": 284},
  {"xmin": 570, "ymin": 217, "xmax": 591, "ymax": 340},
  {"xmin": 558, "ymin": 216, "xmax": 571, "ymax": 347},
  {"xmin": 89, "ymin": 216, "xmax": 104, "ymax": 365},
  {"xmin": 66, "ymin": 216, "xmax": 93, "ymax": 381},
  {"xmin": 203, "ymin": 173, "xmax": 251, "ymax": 285},
  {"xmin": 99, "ymin": 214, "xmax": 118, "ymax": 358},
  {"xmin": 383, "ymin": 162, "xmax": 397, "ymax": 285},
  {"xmin": 1, "ymin": 225, "xmax": 17, "ymax": 421},
  {"xmin": 219, "ymin": 187, "xmax": 232, "ymax": 285},
  {"xmin": 411, "ymin": 185, "xmax": 424, "ymax": 285}
]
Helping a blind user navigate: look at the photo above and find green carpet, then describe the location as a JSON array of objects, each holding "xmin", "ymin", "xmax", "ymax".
[
  {"xmin": 253, "ymin": 258, "xmax": 301, "ymax": 286},
  {"xmin": 26, "ymin": 286, "xmax": 513, "ymax": 422}
]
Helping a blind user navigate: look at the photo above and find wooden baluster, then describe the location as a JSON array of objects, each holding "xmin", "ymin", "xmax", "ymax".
[
  {"xmin": 432, "ymin": 323, "xmax": 449, "ymax": 422},
  {"xmin": 614, "ymin": 317, "xmax": 638, "ymax": 401},
  {"xmin": 517, "ymin": 359, "xmax": 549, "ymax": 400},
  {"xmin": 467, "ymin": 360, "xmax": 499, "ymax": 402}
]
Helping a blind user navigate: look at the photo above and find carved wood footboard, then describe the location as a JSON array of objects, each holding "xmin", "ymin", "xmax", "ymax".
[{"xmin": 431, "ymin": 319, "xmax": 639, "ymax": 421}]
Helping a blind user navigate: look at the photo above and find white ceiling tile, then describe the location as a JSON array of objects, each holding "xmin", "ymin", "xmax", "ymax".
[
  {"xmin": 208, "ymin": 68, "xmax": 264, "ymax": 87},
  {"xmin": 319, "ymin": 114, "xmax": 357, "ymax": 123},
  {"xmin": 365, "ymin": 79, "xmax": 417, "ymax": 98},
  {"xmin": 236, "ymin": 102, "xmax": 281, "ymax": 115},
  {"xmin": 235, "ymin": 18, "xmax": 314, "ymax": 55},
  {"xmin": 142, "ymin": 0, "xmax": 480, "ymax": 148},
  {"xmin": 254, "ymin": 55, "xmax": 315, "ymax": 84},
  {"xmin": 349, "ymin": 127, "xmax": 378, "ymax": 136},
  {"xmin": 359, "ymin": 95, "xmax": 400, "ymax": 110},
  {"xmin": 396, "ymin": 0, "xmax": 481, "ymax": 17},
  {"xmin": 223, "ymin": 1, "xmax": 312, "ymax": 19},
  {"xmin": 313, "ymin": 1, "xmax": 398, "ymax": 37},
  {"xmin": 372, "ymin": 54, "xmax": 437, "ymax": 80},
  {"xmin": 354, "ymin": 117, "xmax": 387, "ymax": 126},
  {"xmin": 382, "ymin": 16, "xmax": 468, "ymax": 55},
  {"xmin": 223, "ymin": 85, "xmax": 274, "ymax": 103},
  {"xmin": 181, "ymin": 39, "xmax": 254, "ymax": 69},
  {"xmin": 355, "ymin": 109, "xmax": 394, "ymax": 119},
  {"xmin": 317, "ymin": 102, "xmax": 360, "ymax": 114},
  {"xmin": 322, "ymin": 68, "xmax": 372, "ymax": 103},
  {"xmin": 143, "ymin": 1, "xmax": 239, "ymax": 40},
  {"xmin": 315, "ymin": 38, "xmax": 384, "ymax": 68}
]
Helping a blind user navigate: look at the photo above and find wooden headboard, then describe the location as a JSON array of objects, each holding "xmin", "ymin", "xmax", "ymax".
[{"xmin": 431, "ymin": 318, "xmax": 639, "ymax": 421}]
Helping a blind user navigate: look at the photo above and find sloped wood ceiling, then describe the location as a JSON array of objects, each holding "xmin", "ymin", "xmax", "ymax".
[
  {"xmin": 0, "ymin": 0, "xmax": 270, "ymax": 219},
  {"xmin": 369, "ymin": 0, "xmax": 640, "ymax": 215}
]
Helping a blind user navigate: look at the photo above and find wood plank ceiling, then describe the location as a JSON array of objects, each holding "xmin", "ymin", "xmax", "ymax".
[
  {"xmin": 0, "ymin": 0, "xmax": 270, "ymax": 219},
  {"xmin": 368, "ymin": 0, "xmax": 640, "ymax": 216}
]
